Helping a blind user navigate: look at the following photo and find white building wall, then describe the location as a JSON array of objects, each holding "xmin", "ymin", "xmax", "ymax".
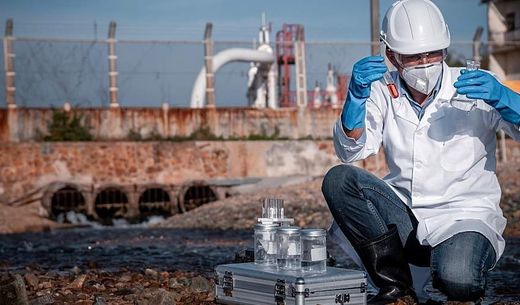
[{"xmin": 487, "ymin": 0, "xmax": 520, "ymax": 81}]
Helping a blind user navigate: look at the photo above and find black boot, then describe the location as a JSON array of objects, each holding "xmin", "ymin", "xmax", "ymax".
[{"xmin": 356, "ymin": 224, "xmax": 417, "ymax": 305}]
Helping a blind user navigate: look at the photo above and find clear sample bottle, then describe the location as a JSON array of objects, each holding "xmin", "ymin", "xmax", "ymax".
[
  {"xmin": 301, "ymin": 229, "xmax": 327, "ymax": 273},
  {"xmin": 276, "ymin": 226, "xmax": 301, "ymax": 271},
  {"xmin": 450, "ymin": 59, "xmax": 480, "ymax": 111},
  {"xmin": 254, "ymin": 223, "xmax": 279, "ymax": 266}
]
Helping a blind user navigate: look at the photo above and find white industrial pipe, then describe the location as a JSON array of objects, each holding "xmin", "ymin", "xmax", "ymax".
[
  {"xmin": 326, "ymin": 66, "xmax": 338, "ymax": 108},
  {"xmin": 267, "ymin": 63, "xmax": 278, "ymax": 109},
  {"xmin": 191, "ymin": 48, "xmax": 276, "ymax": 108}
]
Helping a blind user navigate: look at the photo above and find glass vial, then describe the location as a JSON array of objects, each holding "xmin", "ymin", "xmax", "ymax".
[
  {"xmin": 276, "ymin": 226, "xmax": 301, "ymax": 270},
  {"xmin": 262, "ymin": 198, "xmax": 284, "ymax": 220},
  {"xmin": 450, "ymin": 59, "xmax": 481, "ymax": 111},
  {"xmin": 254, "ymin": 223, "xmax": 279, "ymax": 266},
  {"xmin": 258, "ymin": 198, "xmax": 294, "ymax": 226},
  {"xmin": 301, "ymin": 229, "xmax": 327, "ymax": 273}
]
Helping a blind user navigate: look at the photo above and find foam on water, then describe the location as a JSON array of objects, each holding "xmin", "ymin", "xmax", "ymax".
[{"xmin": 56, "ymin": 211, "xmax": 166, "ymax": 228}]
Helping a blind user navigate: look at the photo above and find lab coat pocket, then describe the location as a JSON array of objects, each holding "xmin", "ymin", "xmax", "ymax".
[{"xmin": 440, "ymin": 136, "xmax": 476, "ymax": 172}]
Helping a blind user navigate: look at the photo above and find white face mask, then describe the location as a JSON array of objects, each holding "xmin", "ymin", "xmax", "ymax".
[{"xmin": 401, "ymin": 62, "xmax": 443, "ymax": 95}]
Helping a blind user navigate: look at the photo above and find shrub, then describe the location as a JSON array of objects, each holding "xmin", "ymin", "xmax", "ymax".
[{"xmin": 42, "ymin": 109, "xmax": 92, "ymax": 141}]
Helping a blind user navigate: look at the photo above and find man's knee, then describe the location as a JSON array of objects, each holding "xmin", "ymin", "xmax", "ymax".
[
  {"xmin": 431, "ymin": 251, "xmax": 487, "ymax": 301},
  {"xmin": 322, "ymin": 164, "xmax": 359, "ymax": 197},
  {"xmin": 431, "ymin": 232, "xmax": 495, "ymax": 301},
  {"xmin": 432, "ymin": 266, "xmax": 485, "ymax": 301}
]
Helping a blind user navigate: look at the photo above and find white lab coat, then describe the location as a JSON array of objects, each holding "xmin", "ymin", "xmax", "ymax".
[{"xmin": 333, "ymin": 62, "xmax": 520, "ymax": 265}]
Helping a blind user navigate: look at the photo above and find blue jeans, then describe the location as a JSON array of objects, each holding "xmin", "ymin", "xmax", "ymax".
[{"xmin": 322, "ymin": 164, "xmax": 496, "ymax": 302}]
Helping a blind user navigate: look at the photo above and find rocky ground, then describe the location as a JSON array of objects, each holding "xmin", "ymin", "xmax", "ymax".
[
  {"xmin": 1, "ymin": 268, "xmax": 215, "ymax": 305},
  {"xmin": 1, "ymin": 266, "xmax": 517, "ymax": 305}
]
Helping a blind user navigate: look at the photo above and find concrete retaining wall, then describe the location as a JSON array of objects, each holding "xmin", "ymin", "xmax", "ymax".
[
  {"xmin": 0, "ymin": 140, "xmax": 347, "ymax": 205},
  {"xmin": 0, "ymin": 107, "xmax": 341, "ymax": 142}
]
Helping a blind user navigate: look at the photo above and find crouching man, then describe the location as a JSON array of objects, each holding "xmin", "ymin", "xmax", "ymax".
[{"xmin": 322, "ymin": 0, "xmax": 520, "ymax": 303}]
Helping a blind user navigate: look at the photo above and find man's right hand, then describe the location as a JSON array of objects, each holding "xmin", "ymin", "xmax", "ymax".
[{"xmin": 341, "ymin": 56, "xmax": 387, "ymax": 133}]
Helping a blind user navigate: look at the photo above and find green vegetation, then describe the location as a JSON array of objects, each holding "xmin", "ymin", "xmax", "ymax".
[
  {"xmin": 165, "ymin": 125, "xmax": 288, "ymax": 142},
  {"xmin": 125, "ymin": 125, "xmax": 320, "ymax": 141},
  {"xmin": 127, "ymin": 129, "xmax": 162, "ymax": 141},
  {"xmin": 244, "ymin": 125, "xmax": 286, "ymax": 141},
  {"xmin": 37, "ymin": 113, "xmax": 320, "ymax": 142},
  {"xmin": 187, "ymin": 126, "xmax": 222, "ymax": 140},
  {"xmin": 38, "ymin": 109, "xmax": 92, "ymax": 141},
  {"xmin": 164, "ymin": 126, "xmax": 223, "ymax": 142}
]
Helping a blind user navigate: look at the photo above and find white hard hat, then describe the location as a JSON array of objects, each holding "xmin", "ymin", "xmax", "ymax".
[{"xmin": 380, "ymin": 0, "xmax": 450, "ymax": 55}]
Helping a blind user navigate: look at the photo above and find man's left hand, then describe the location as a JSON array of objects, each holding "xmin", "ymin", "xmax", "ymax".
[
  {"xmin": 454, "ymin": 69, "xmax": 505, "ymax": 103},
  {"xmin": 454, "ymin": 69, "xmax": 520, "ymax": 125}
]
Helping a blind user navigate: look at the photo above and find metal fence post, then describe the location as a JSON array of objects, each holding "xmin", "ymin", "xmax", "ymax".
[
  {"xmin": 107, "ymin": 21, "xmax": 119, "ymax": 108},
  {"xmin": 4, "ymin": 19, "xmax": 16, "ymax": 108},
  {"xmin": 472, "ymin": 26, "xmax": 483, "ymax": 63},
  {"xmin": 204, "ymin": 23, "xmax": 215, "ymax": 108},
  {"xmin": 370, "ymin": 1, "xmax": 381, "ymax": 172},
  {"xmin": 500, "ymin": 130, "xmax": 507, "ymax": 163},
  {"xmin": 370, "ymin": 0, "xmax": 380, "ymax": 56}
]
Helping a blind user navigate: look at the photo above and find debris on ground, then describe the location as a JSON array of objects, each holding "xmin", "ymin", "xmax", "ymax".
[{"xmin": 6, "ymin": 268, "xmax": 215, "ymax": 305}]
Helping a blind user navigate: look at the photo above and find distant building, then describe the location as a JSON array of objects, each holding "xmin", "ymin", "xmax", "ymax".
[{"xmin": 483, "ymin": 0, "xmax": 520, "ymax": 92}]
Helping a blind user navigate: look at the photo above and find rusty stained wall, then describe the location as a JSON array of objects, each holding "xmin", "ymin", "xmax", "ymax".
[
  {"xmin": 0, "ymin": 110, "xmax": 8, "ymax": 141},
  {"xmin": 0, "ymin": 107, "xmax": 341, "ymax": 141},
  {"xmin": 0, "ymin": 141, "xmax": 341, "ymax": 204},
  {"xmin": 3, "ymin": 137, "xmax": 518, "ymax": 206}
]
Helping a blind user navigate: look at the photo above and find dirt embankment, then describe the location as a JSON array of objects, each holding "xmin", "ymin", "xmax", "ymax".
[
  {"xmin": 158, "ymin": 177, "xmax": 331, "ymax": 231},
  {"xmin": 0, "ymin": 201, "xmax": 71, "ymax": 234},
  {"xmin": 157, "ymin": 169, "xmax": 520, "ymax": 237}
]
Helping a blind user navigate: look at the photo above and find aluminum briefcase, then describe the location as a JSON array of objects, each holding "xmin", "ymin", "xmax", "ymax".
[{"xmin": 215, "ymin": 263, "xmax": 367, "ymax": 305}]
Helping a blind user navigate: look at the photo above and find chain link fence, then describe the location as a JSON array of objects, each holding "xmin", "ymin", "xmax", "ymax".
[{"xmin": 0, "ymin": 37, "xmax": 510, "ymax": 108}]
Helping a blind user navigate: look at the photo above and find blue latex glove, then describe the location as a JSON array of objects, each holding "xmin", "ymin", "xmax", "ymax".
[
  {"xmin": 342, "ymin": 56, "xmax": 387, "ymax": 130},
  {"xmin": 454, "ymin": 70, "xmax": 520, "ymax": 125}
]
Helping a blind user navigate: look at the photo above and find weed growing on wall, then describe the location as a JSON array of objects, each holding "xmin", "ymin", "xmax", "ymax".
[
  {"xmin": 38, "ymin": 109, "xmax": 92, "ymax": 141},
  {"xmin": 164, "ymin": 125, "xmax": 289, "ymax": 141}
]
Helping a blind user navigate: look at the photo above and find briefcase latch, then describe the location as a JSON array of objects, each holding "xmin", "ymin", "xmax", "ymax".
[
  {"xmin": 335, "ymin": 293, "xmax": 350, "ymax": 304},
  {"xmin": 223, "ymin": 271, "xmax": 233, "ymax": 297},
  {"xmin": 274, "ymin": 279, "xmax": 286, "ymax": 305}
]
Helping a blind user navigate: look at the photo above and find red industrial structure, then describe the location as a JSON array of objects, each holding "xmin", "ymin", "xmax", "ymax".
[
  {"xmin": 276, "ymin": 24, "xmax": 348, "ymax": 108},
  {"xmin": 276, "ymin": 24, "xmax": 301, "ymax": 107}
]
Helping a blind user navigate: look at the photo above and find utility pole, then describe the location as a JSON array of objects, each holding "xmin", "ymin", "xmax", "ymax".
[
  {"xmin": 472, "ymin": 26, "xmax": 484, "ymax": 63},
  {"xmin": 4, "ymin": 19, "xmax": 16, "ymax": 108},
  {"xmin": 370, "ymin": 0, "xmax": 380, "ymax": 56},
  {"xmin": 370, "ymin": 0, "xmax": 380, "ymax": 172},
  {"xmin": 107, "ymin": 21, "xmax": 119, "ymax": 108},
  {"xmin": 204, "ymin": 22, "xmax": 215, "ymax": 108}
]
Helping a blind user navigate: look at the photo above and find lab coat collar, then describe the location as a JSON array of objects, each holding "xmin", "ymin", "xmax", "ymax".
[
  {"xmin": 393, "ymin": 74, "xmax": 420, "ymax": 126},
  {"xmin": 417, "ymin": 62, "xmax": 456, "ymax": 130},
  {"xmin": 393, "ymin": 62, "xmax": 455, "ymax": 130}
]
